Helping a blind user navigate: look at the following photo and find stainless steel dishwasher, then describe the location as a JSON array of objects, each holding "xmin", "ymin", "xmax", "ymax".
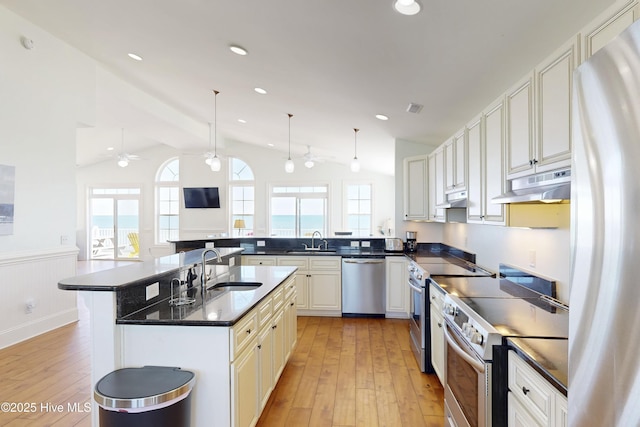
[{"xmin": 341, "ymin": 257, "xmax": 386, "ymax": 317}]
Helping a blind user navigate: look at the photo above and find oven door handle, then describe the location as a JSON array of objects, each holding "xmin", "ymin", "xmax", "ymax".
[
  {"xmin": 407, "ymin": 281, "xmax": 423, "ymax": 294},
  {"xmin": 443, "ymin": 325, "xmax": 486, "ymax": 374}
]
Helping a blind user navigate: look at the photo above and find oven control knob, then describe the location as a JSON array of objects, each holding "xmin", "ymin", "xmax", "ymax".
[
  {"xmin": 462, "ymin": 322, "xmax": 470, "ymax": 334},
  {"xmin": 470, "ymin": 332, "xmax": 484, "ymax": 345},
  {"xmin": 444, "ymin": 304, "xmax": 456, "ymax": 316},
  {"xmin": 416, "ymin": 273, "xmax": 423, "ymax": 280}
]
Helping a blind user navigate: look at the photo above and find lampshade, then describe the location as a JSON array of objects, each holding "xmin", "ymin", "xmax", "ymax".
[
  {"xmin": 210, "ymin": 156, "xmax": 221, "ymax": 171},
  {"xmin": 208, "ymin": 90, "xmax": 221, "ymax": 172},
  {"xmin": 285, "ymin": 113, "xmax": 294, "ymax": 173},
  {"xmin": 117, "ymin": 157, "xmax": 129, "ymax": 168},
  {"xmin": 234, "ymin": 219, "xmax": 246, "ymax": 229}
]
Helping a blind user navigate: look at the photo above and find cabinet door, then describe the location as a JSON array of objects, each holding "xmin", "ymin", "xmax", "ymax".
[
  {"xmin": 466, "ymin": 115, "xmax": 483, "ymax": 223},
  {"xmin": 428, "ymin": 148, "xmax": 445, "ymax": 222},
  {"xmin": 257, "ymin": 327, "xmax": 273, "ymax": 411},
  {"xmin": 506, "ymin": 73, "xmax": 535, "ymax": 179},
  {"xmin": 232, "ymin": 345, "xmax": 259, "ymax": 427},
  {"xmin": 403, "ymin": 155, "xmax": 429, "ymax": 220},
  {"xmin": 385, "ymin": 257, "xmax": 408, "ymax": 316},
  {"xmin": 535, "ymin": 37, "xmax": 577, "ymax": 173},
  {"xmin": 429, "ymin": 306, "xmax": 445, "ymax": 385},
  {"xmin": 483, "ymin": 98, "xmax": 508, "ymax": 225},
  {"xmin": 284, "ymin": 294, "xmax": 297, "ymax": 358},
  {"xmin": 508, "ymin": 392, "xmax": 544, "ymax": 427},
  {"xmin": 271, "ymin": 310, "xmax": 285, "ymax": 383},
  {"xmin": 308, "ymin": 271, "xmax": 342, "ymax": 311},
  {"xmin": 453, "ymin": 129, "xmax": 467, "ymax": 190},
  {"xmin": 583, "ymin": 0, "xmax": 639, "ymax": 59},
  {"xmin": 444, "ymin": 138, "xmax": 455, "ymax": 192}
]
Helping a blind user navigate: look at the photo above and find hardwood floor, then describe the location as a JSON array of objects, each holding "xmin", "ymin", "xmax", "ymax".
[
  {"xmin": 257, "ymin": 317, "xmax": 445, "ymax": 427},
  {"xmin": 0, "ymin": 289, "xmax": 444, "ymax": 427}
]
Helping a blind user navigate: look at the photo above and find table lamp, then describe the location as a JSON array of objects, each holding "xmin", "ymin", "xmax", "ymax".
[{"xmin": 234, "ymin": 219, "xmax": 246, "ymax": 237}]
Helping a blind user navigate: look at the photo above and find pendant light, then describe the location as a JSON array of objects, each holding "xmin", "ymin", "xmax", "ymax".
[
  {"xmin": 209, "ymin": 90, "xmax": 221, "ymax": 172},
  {"xmin": 285, "ymin": 113, "xmax": 294, "ymax": 173},
  {"xmin": 350, "ymin": 128, "xmax": 360, "ymax": 172}
]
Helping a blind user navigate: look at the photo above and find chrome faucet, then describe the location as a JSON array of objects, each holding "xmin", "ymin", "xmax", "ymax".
[
  {"xmin": 201, "ymin": 248, "xmax": 222, "ymax": 299},
  {"xmin": 311, "ymin": 230, "xmax": 322, "ymax": 250}
]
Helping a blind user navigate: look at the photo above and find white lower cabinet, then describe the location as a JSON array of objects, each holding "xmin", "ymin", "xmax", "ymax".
[
  {"xmin": 429, "ymin": 283, "xmax": 445, "ymax": 385},
  {"xmin": 232, "ymin": 339, "xmax": 259, "ymax": 427},
  {"xmin": 385, "ymin": 257, "xmax": 409, "ymax": 318},
  {"xmin": 508, "ymin": 350, "xmax": 567, "ymax": 427}
]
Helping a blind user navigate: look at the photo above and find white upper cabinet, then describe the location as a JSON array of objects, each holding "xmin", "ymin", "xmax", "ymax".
[
  {"xmin": 505, "ymin": 72, "xmax": 535, "ymax": 179},
  {"xmin": 466, "ymin": 114, "xmax": 484, "ymax": 223},
  {"xmin": 428, "ymin": 147, "xmax": 446, "ymax": 222},
  {"xmin": 483, "ymin": 97, "xmax": 508, "ymax": 224},
  {"xmin": 444, "ymin": 129, "xmax": 467, "ymax": 193},
  {"xmin": 403, "ymin": 155, "xmax": 429, "ymax": 221},
  {"xmin": 582, "ymin": 0, "xmax": 639, "ymax": 60},
  {"xmin": 534, "ymin": 36, "xmax": 578, "ymax": 174}
]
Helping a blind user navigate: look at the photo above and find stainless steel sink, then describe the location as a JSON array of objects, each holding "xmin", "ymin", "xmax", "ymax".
[
  {"xmin": 286, "ymin": 250, "xmax": 337, "ymax": 255},
  {"xmin": 209, "ymin": 281, "xmax": 262, "ymax": 291}
]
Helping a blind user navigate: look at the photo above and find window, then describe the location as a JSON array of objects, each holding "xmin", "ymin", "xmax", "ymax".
[
  {"xmin": 230, "ymin": 158, "xmax": 254, "ymax": 236},
  {"xmin": 89, "ymin": 187, "xmax": 140, "ymax": 260},
  {"xmin": 270, "ymin": 185, "xmax": 328, "ymax": 237},
  {"xmin": 156, "ymin": 158, "xmax": 179, "ymax": 244},
  {"xmin": 346, "ymin": 183, "xmax": 372, "ymax": 237}
]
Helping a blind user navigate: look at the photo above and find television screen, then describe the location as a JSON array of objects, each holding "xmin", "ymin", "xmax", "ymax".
[{"xmin": 183, "ymin": 187, "xmax": 220, "ymax": 208}]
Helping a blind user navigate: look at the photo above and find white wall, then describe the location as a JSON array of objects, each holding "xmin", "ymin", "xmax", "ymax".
[
  {"xmin": 77, "ymin": 136, "xmax": 396, "ymax": 259},
  {"xmin": 0, "ymin": 6, "xmax": 96, "ymax": 347}
]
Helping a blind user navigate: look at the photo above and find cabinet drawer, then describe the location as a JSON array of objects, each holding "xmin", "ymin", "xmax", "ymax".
[
  {"xmin": 429, "ymin": 283, "xmax": 445, "ymax": 312},
  {"xmin": 309, "ymin": 256, "xmax": 341, "ymax": 270},
  {"xmin": 284, "ymin": 277, "xmax": 296, "ymax": 300},
  {"xmin": 277, "ymin": 256, "xmax": 309, "ymax": 269},
  {"xmin": 232, "ymin": 311, "xmax": 258, "ymax": 358},
  {"xmin": 257, "ymin": 295, "xmax": 273, "ymax": 329},
  {"xmin": 272, "ymin": 285, "xmax": 284, "ymax": 311},
  {"xmin": 243, "ymin": 256, "xmax": 276, "ymax": 266},
  {"xmin": 508, "ymin": 351, "xmax": 554, "ymax": 425}
]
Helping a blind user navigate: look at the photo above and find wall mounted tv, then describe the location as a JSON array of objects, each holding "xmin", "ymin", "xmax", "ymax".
[{"xmin": 183, "ymin": 187, "xmax": 221, "ymax": 209}]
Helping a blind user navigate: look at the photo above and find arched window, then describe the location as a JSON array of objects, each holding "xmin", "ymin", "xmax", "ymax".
[
  {"xmin": 156, "ymin": 158, "xmax": 179, "ymax": 244},
  {"xmin": 230, "ymin": 157, "xmax": 254, "ymax": 236}
]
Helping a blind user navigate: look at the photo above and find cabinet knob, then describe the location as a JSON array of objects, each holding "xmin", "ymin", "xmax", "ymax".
[
  {"xmin": 246, "ymin": 329, "xmax": 251, "ymax": 334},
  {"xmin": 258, "ymin": 344, "xmax": 262, "ymax": 349},
  {"xmin": 532, "ymin": 159, "xmax": 538, "ymax": 164},
  {"xmin": 272, "ymin": 325, "xmax": 277, "ymax": 329},
  {"xmin": 290, "ymin": 302, "xmax": 295, "ymax": 307},
  {"xmin": 437, "ymin": 322, "xmax": 442, "ymax": 328},
  {"xmin": 522, "ymin": 386, "xmax": 530, "ymax": 395}
]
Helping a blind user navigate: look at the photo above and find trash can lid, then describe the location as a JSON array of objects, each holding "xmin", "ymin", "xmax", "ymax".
[{"xmin": 94, "ymin": 366, "xmax": 195, "ymax": 410}]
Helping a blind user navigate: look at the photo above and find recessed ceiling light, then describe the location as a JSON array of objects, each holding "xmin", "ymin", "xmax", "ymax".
[
  {"xmin": 107, "ymin": 147, "xmax": 114, "ymax": 151},
  {"xmin": 394, "ymin": 0, "xmax": 421, "ymax": 15},
  {"xmin": 229, "ymin": 45, "xmax": 248, "ymax": 56},
  {"xmin": 238, "ymin": 119, "xmax": 247, "ymax": 124},
  {"xmin": 254, "ymin": 87, "xmax": 267, "ymax": 95},
  {"xmin": 267, "ymin": 143, "xmax": 274, "ymax": 147},
  {"xmin": 127, "ymin": 53, "xmax": 143, "ymax": 61},
  {"xmin": 375, "ymin": 114, "xmax": 389, "ymax": 121}
]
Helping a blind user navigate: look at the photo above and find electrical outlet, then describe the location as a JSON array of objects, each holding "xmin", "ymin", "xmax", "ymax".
[
  {"xmin": 60, "ymin": 235, "xmax": 69, "ymax": 245},
  {"xmin": 229, "ymin": 257, "xmax": 235, "ymax": 267},
  {"xmin": 25, "ymin": 299, "xmax": 36, "ymax": 314},
  {"xmin": 350, "ymin": 241, "xmax": 359, "ymax": 247},
  {"xmin": 205, "ymin": 242, "xmax": 215, "ymax": 248},
  {"xmin": 146, "ymin": 282, "xmax": 160, "ymax": 300},
  {"xmin": 361, "ymin": 241, "xmax": 370, "ymax": 248},
  {"xmin": 257, "ymin": 241, "xmax": 266, "ymax": 247},
  {"xmin": 529, "ymin": 250, "xmax": 536, "ymax": 268}
]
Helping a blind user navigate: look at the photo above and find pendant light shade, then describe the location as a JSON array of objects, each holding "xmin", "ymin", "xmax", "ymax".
[
  {"xmin": 209, "ymin": 90, "xmax": 221, "ymax": 172},
  {"xmin": 351, "ymin": 128, "xmax": 360, "ymax": 173},
  {"xmin": 117, "ymin": 128, "xmax": 129, "ymax": 167},
  {"xmin": 285, "ymin": 113, "xmax": 294, "ymax": 173}
]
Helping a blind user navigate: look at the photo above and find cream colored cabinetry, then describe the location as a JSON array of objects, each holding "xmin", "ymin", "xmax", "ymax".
[
  {"xmin": 385, "ymin": 256, "xmax": 409, "ymax": 318},
  {"xmin": 277, "ymin": 256, "xmax": 341, "ymax": 316},
  {"xmin": 506, "ymin": 36, "xmax": 578, "ymax": 180},
  {"xmin": 445, "ymin": 129, "xmax": 467, "ymax": 193},
  {"xmin": 231, "ymin": 276, "xmax": 297, "ymax": 427},
  {"xmin": 583, "ymin": 0, "xmax": 639, "ymax": 60},
  {"xmin": 242, "ymin": 256, "xmax": 277, "ymax": 266},
  {"xmin": 428, "ymin": 147, "xmax": 445, "ymax": 222},
  {"xmin": 467, "ymin": 98, "xmax": 508, "ymax": 225},
  {"xmin": 429, "ymin": 282, "xmax": 445, "ymax": 385},
  {"xmin": 403, "ymin": 155, "xmax": 429, "ymax": 220},
  {"xmin": 508, "ymin": 350, "xmax": 567, "ymax": 427}
]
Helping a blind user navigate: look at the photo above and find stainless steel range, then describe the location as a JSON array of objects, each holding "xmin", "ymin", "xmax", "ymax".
[
  {"xmin": 435, "ymin": 267, "xmax": 569, "ymax": 427},
  {"xmin": 406, "ymin": 258, "xmax": 493, "ymax": 373}
]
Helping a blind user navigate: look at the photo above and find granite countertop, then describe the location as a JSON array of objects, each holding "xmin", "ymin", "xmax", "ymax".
[
  {"xmin": 117, "ymin": 265, "xmax": 297, "ymax": 326},
  {"xmin": 507, "ymin": 337, "xmax": 568, "ymax": 396},
  {"xmin": 240, "ymin": 247, "xmax": 400, "ymax": 257},
  {"xmin": 58, "ymin": 247, "xmax": 244, "ymax": 291}
]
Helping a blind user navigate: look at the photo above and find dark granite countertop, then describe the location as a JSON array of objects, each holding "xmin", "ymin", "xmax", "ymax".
[
  {"xmin": 507, "ymin": 337, "xmax": 568, "ymax": 396},
  {"xmin": 58, "ymin": 247, "xmax": 244, "ymax": 291},
  {"xmin": 117, "ymin": 265, "xmax": 297, "ymax": 326}
]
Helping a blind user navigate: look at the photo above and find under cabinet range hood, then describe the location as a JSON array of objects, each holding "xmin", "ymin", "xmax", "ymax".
[
  {"xmin": 436, "ymin": 190, "xmax": 467, "ymax": 209},
  {"xmin": 492, "ymin": 168, "xmax": 571, "ymax": 204}
]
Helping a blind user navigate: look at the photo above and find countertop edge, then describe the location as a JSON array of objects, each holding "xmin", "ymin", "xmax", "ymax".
[{"xmin": 507, "ymin": 338, "xmax": 568, "ymax": 396}]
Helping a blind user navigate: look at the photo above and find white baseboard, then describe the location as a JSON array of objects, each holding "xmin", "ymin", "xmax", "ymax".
[{"xmin": 0, "ymin": 307, "xmax": 79, "ymax": 350}]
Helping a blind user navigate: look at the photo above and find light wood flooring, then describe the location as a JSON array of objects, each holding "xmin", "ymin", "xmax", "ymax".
[{"xmin": 0, "ymin": 261, "xmax": 444, "ymax": 426}]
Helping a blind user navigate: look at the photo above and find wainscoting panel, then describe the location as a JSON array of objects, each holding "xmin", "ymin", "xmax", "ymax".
[{"xmin": 0, "ymin": 247, "xmax": 79, "ymax": 349}]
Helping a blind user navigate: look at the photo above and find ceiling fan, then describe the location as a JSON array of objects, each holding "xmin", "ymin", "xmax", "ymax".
[
  {"xmin": 297, "ymin": 145, "xmax": 327, "ymax": 169},
  {"xmin": 116, "ymin": 128, "xmax": 140, "ymax": 168}
]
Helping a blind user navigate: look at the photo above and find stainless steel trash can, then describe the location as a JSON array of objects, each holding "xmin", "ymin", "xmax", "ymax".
[{"xmin": 94, "ymin": 366, "xmax": 195, "ymax": 427}]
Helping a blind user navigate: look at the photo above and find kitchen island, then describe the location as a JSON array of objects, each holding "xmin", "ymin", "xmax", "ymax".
[{"xmin": 58, "ymin": 247, "xmax": 298, "ymax": 427}]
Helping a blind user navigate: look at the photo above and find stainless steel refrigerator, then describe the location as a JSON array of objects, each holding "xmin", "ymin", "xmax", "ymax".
[{"xmin": 571, "ymin": 19, "xmax": 640, "ymax": 427}]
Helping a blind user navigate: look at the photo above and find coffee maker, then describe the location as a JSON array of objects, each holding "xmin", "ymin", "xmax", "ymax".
[{"xmin": 406, "ymin": 231, "xmax": 417, "ymax": 252}]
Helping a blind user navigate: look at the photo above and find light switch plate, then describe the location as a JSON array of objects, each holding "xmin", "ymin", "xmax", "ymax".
[
  {"xmin": 146, "ymin": 282, "xmax": 160, "ymax": 300},
  {"xmin": 350, "ymin": 241, "xmax": 359, "ymax": 247}
]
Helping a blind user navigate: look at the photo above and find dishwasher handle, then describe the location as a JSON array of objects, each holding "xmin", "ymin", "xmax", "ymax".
[{"xmin": 342, "ymin": 259, "xmax": 385, "ymax": 264}]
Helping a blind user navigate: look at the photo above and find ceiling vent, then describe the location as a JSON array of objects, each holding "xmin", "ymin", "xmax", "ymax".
[{"xmin": 406, "ymin": 103, "xmax": 423, "ymax": 114}]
